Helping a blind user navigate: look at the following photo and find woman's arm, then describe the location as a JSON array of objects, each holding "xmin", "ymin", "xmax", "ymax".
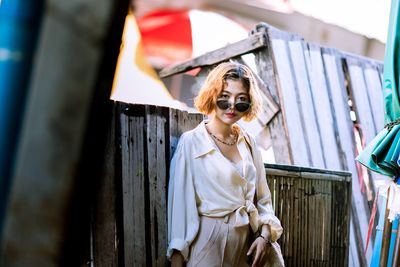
[
  {"xmin": 167, "ymin": 134, "xmax": 200, "ymax": 262},
  {"xmin": 260, "ymin": 224, "xmax": 271, "ymax": 241},
  {"xmin": 250, "ymin": 136, "xmax": 283, "ymax": 242}
]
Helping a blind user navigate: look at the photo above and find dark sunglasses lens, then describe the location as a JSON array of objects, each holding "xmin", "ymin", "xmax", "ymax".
[
  {"xmin": 216, "ymin": 100, "xmax": 231, "ymax": 110},
  {"xmin": 235, "ymin": 102, "xmax": 250, "ymax": 112}
]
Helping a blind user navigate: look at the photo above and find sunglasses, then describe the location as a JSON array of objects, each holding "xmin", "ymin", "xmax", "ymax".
[{"xmin": 216, "ymin": 99, "xmax": 251, "ymax": 112}]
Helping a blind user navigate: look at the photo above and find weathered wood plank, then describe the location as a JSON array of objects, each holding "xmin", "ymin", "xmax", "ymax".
[
  {"xmin": 155, "ymin": 108, "xmax": 169, "ymax": 267},
  {"xmin": 266, "ymin": 114, "xmax": 292, "ymax": 164},
  {"xmin": 253, "ymin": 71, "xmax": 280, "ymax": 125},
  {"xmin": 301, "ymin": 179, "xmax": 310, "ymax": 266},
  {"xmin": 251, "ymin": 26, "xmax": 292, "ymax": 164},
  {"xmin": 364, "ymin": 66, "xmax": 385, "ymax": 133},
  {"xmin": 159, "ymin": 32, "xmax": 268, "ymax": 78},
  {"xmin": 349, "ymin": 218, "xmax": 361, "ymax": 267},
  {"xmin": 169, "ymin": 109, "xmax": 203, "ymax": 157},
  {"xmin": 322, "ymin": 50, "xmax": 358, "ymax": 178},
  {"xmin": 146, "ymin": 106, "xmax": 158, "ymax": 266},
  {"xmin": 265, "ymin": 163, "xmax": 351, "ymax": 178},
  {"xmin": 304, "ymin": 44, "xmax": 342, "ymax": 170},
  {"xmin": 309, "ymin": 178, "xmax": 315, "ymax": 264},
  {"xmin": 254, "ymin": 31, "xmax": 280, "ymax": 104},
  {"xmin": 350, "ymin": 199, "xmax": 369, "ymax": 267},
  {"xmin": 345, "ymin": 59, "xmax": 387, "ymax": 264},
  {"xmin": 288, "ymin": 39, "xmax": 325, "ymax": 168},
  {"xmin": 361, "ymin": 61, "xmax": 386, "ymax": 214},
  {"xmin": 94, "ymin": 103, "xmax": 118, "ymax": 267},
  {"xmin": 322, "ymin": 49, "xmax": 372, "ymax": 263},
  {"xmin": 298, "ymin": 177, "xmax": 303, "ymax": 267},
  {"xmin": 269, "ymin": 37, "xmax": 310, "ymax": 166},
  {"xmin": 146, "ymin": 106, "xmax": 169, "ymax": 266},
  {"xmin": 325, "ymin": 180, "xmax": 332, "ymax": 262},
  {"xmin": 120, "ymin": 106, "xmax": 147, "ymax": 266},
  {"xmin": 289, "ymin": 177, "xmax": 296, "ymax": 264},
  {"xmin": 343, "ymin": 176, "xmax": 352, "ymax": 265},
  {"xmin": 346, "ymin": 59, "xmax": 378, "ymax": 140}
]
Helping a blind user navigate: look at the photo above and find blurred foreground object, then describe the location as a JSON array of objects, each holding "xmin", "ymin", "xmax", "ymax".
[
  {"xmin": 0, "ymin": 0, "xmax": 43, "ymax": 239},
  {"xmin": 356, "ymin": 0, "xmax": 400, "ymax": 178},
  {"xmin": 110, "ymin": 13, "xmax": 185, "ymax": 109},
  {"xmin": 137, "ymin": 9, "xmax": 248, "ymax": 67},
  {"xmin": 1, "ymin": 0, "xmax": 125, "ymax": 265}
]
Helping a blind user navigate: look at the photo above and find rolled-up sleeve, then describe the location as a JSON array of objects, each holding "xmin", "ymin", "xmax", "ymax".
[
  {"xmin": 253, "ymin": 140, "xmax": 283, "ymax": 242},
  {"xmin": 167, "ymin": 135, "xmax": 199, "ymax": 261}
]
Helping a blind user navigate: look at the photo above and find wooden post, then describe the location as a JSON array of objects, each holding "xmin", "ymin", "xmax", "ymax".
[
  {"xmin": 380, "ymin": 187, "xmax": 393, "ymax": 267},
  {"xmin": 252, "ymin": 25, "xmax": 292, "ymax": 165}
]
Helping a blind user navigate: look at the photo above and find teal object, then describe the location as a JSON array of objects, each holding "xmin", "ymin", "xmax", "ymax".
[
  {"xmin": 357, "ymin": 0, "xmax": 400, "ymax": 178},
  {"xmin": 0, "ymin": 1, "xmax": 43, "ymax": 239}
]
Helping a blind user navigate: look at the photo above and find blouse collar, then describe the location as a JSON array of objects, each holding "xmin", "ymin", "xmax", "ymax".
[{"xmin": 192, "ymin": 120, "xmax": 245, "ymax": 158}]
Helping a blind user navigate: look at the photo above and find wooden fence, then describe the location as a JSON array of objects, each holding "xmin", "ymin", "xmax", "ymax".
[
  {"xmin": 93, "ymin": 103, "xmax": 351, "ymax": 267},
  {"xmin": 266, "ymin": 164, "xmax": 351, "ymax": 267},
  {"xmin": 159, "ymin": 22, "xmax": 385, "ymax": 266}
]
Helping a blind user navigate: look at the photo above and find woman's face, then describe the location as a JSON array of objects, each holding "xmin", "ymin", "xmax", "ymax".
[{"xmin": 213, "ymin": 79, "xmax": 250, "ymax": 126}]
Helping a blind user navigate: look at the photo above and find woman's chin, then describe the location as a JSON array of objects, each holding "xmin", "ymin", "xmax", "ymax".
[{"xmin": 221, "ymin": 117, "xmax": 239, "ymax": 125}]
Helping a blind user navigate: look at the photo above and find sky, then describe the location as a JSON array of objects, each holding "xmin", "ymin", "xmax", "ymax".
[{"xmin": 290, "ymin": 0, "xmax": 392, "ymax": 43}]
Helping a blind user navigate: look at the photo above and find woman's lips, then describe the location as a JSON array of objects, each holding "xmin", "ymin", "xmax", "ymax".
[{"xmin": 225, "ymin": 112, "xmax": 236, "ymax": 118}]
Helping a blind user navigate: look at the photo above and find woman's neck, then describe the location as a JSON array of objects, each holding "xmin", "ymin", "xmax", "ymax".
[{"xmin": 207, "ymin": 117, "xmax": 235, "ymax": 138}]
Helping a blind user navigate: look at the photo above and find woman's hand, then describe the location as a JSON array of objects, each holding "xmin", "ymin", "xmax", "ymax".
[
  {"xmin": 248, "ymin": 223, "xmax": 272, "ymax": 267},
  {"xmin": 247, "ymin": 236, "xmax": 268, "ymax": 267},
  {"xmin": 171, "ymin": 251, "xmax": 184, "ymax": 267}
]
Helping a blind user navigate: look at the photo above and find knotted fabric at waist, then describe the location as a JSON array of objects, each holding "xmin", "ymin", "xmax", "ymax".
[
  {"xmin": 233, "ymin": 200, "xmax": 259, "ymax": 232},
  {"xmin": 200, "ymin": 200, "xmax": 260, "ymax": 232}
]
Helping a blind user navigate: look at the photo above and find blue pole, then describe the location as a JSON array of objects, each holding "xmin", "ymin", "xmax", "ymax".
[
  {"xmin": 0, "ymin": 0, "xmax": 43, "ymax": 239},
  {"xmin": 371, "ymin": 179, "xmax": 400, "ymax": 266},
  {"xmin": 370, "ymin": 200, "xmax": 385, "ymax": 266},
  {"xmin": 371, "ymin": 202, "xmax": 399, "ymax": 267}
]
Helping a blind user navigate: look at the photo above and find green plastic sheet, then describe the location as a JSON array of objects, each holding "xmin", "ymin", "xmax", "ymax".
[{"xmin": 357, "ymin": 0, "xmax": 400, "ymax": 178}]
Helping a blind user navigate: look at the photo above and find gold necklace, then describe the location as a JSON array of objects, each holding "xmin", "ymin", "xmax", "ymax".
[{"xmin": 205, "ymin": 124, "xmax": 238, "ymax": 146}]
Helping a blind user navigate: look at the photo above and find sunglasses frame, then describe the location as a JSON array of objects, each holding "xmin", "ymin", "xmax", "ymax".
[{"xmin": 216, "ymin": 99, "xmax": 251, "ymax": 113}]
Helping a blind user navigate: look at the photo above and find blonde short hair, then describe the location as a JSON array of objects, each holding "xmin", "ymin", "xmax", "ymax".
[{"xmin": 194, "ymin": 62, "xmax": 262, "ymax": 121}]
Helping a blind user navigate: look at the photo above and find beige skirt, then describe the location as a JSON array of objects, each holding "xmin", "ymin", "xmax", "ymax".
[{"xmin": 187, "ymin": 213, "xmax": 250, "ymax": 267}]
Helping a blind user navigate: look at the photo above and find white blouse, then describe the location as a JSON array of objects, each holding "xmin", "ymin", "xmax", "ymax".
[{"xmin": 167, "ymin": 121, "xmax": 283, "ymax": 261}]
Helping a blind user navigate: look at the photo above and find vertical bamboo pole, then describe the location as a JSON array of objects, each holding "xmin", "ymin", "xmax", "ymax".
[
  {"xmin": 391, "ymin": 225, "xmax": 400, "ymax": 267},
  {"xmin": 380, "ymin": 187, "xmax": 393, "ymax": 267},
  {"xmin": 391, "ymin": 178, "xmax": 400, "ymax": 267}
]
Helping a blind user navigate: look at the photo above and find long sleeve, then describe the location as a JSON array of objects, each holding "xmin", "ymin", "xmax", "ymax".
[
  {"xmin": 167, "ymin": 134, "xmax": 200, "ymax": 261},
  {"xmin": 252, "ymin": 139, "xmax": 283, "ymax": 242}
]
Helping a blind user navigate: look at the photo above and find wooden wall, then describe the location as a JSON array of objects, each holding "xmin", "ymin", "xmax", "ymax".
[
  {"xmin": 92, "ymin": 103, "xmax": 203, "ymax": 267},
  {"xmin": 254, "ymin": 24, "xmax": 384, "ymax": 266},
  {"xmin": 159, "ymin": 22, "xmax": 385, "ymax": 266},
  {"xmin": 93, "ymin": 103, "xmax": 352, "ymax": 267}
]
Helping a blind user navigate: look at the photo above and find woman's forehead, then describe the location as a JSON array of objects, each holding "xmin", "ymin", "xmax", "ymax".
[{"xmin": 222, "ymin": 79, "xmax": 249, "ymax": 94}]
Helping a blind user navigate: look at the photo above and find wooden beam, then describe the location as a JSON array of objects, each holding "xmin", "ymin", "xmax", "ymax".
[
  {"xmin": 120, "ymin": 106, "xmax": 147, "ymax": 267},
  {"xmin": 159, "ymin": 32, "xmax": 268, "ymax": 78},
  {"xmin": 252, "ymin": 25, "xmax": 292, "ymax": 165}
]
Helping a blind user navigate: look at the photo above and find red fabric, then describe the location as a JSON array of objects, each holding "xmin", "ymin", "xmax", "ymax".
[
  {"xmin": 137, "ymin": 9, "xmax": 193, "ymax": 63},
  {"xmin": 365, "ymin": 190, "xmax": 379, "ymax": 255}
]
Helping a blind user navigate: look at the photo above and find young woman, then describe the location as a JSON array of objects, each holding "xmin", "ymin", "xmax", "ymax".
[{"xmin": 167, "ymin": 62, "xmax": 283, "ymax": 267}]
